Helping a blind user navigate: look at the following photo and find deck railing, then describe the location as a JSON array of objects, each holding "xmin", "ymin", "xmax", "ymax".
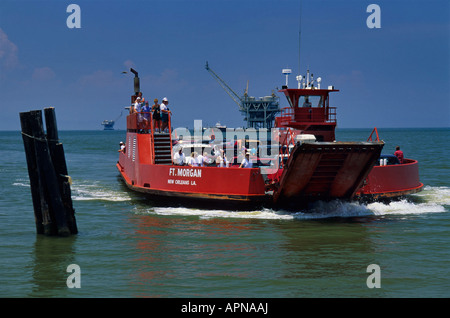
[
  {"xmin": 126, "ymin": 111, "xmax": 173, "ymax": 164},
  {"xmin": 127, "ymin": 111, "xmax": 172, "ymax": 133},
  {"xmin": 167, "ymin": 112, "xmax": 173, "ymax": 162},
  {"xmin": 276, "ymin": 127, "xmax": 297, "ymax": 169},
  {"xmin": 275, "ymin": 106, "xmax": 336, "ymax": 127}
]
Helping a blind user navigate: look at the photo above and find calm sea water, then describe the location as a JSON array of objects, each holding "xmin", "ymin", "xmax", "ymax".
[{"xmin": 0, "ymin": 128, "xmax": 449, "ymax": 299}]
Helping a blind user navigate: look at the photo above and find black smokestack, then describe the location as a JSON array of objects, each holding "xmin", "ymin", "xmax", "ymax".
[{"xmin": 130, "ymin": 68, "xmax": 140, "ymax": 94}]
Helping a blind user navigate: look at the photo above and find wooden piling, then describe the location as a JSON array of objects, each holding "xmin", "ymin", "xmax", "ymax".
[
  {"xmin": 20, "ymin": 111, "xmax": 44, "ymax": 234},
  {"xmin": 20, "ymin": 108, "xmax": 77, "ymax": 236},
  {"xmin": 44, "ymin": 108, "xmax": 78, "ymax": 235}
]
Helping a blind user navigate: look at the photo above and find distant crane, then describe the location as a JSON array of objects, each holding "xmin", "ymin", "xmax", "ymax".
[
  {"xmin": 205, "ymin": 62, "xmax": 243, "ymax": 110},
  {"xmin": 205, "ymin": 61, "xmax": 280, "ymax": 129}
]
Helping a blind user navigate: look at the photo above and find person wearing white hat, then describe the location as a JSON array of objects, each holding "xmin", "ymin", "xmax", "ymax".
[
  {"xmin": 239, "ymin": 151, "xmax": 253, "ymax": 168},
  {"xmin": 133, "ymin": 96, "xmax": 144, "ymax": 129},
  {"xmin": 131, "ymin": 96, "xmax": 142, "ymax": 114},
  {"xmin": 131, "ymin": 92, "xmax": 144, "ymax": 114},
  {"xmin": 118, "ymin": 141, "xmax": 126, "ymax": 153},
  {"xmin": 160, "ymin": 97, "xmax": 171, "ymax": 132}
]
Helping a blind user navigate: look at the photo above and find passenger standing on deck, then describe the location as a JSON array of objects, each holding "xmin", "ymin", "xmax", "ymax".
[
  {"xmin": 213, "ymin": 145, "xmax": 221, "ymax": 157},
  {"xmin": 137, "ymin": 92, "xmax": 145, "ymax": 105},
  {"xmin": 188, "ymin": 152, "xmax": 199, "ymax": 167},
  {"xmin": 133, "ymin": 97, "xmax": 142, "ymax": 113},
  {"xmin": 215, "ymin": 153, "xmax": 222, "ymax": 167},
  {"xmin": 160, "ymin": 97, "xmax": 171, "ymax": 132},
  {"xmin": 216, "ymin": 150, "xmax": 229, "ymax": 167},
  {"xmin": 142, "ymin": 101, "xmax": 151, "ymax": 124},
  {"xmin": 222, "ymin": 151, "xmax": 229, "ymax": 168},
  {"xmin": 134, "ymin": 97, "xmax": 144, "ymax": 130},
  {"xmin": 152, "ymin": 98, "xmax": 161, "ymax": 133},
  {"xmin": 173, "ymin": 148, "xmax": 186, "ymax": 165},
  {"xmin": 131, "ymin": 96, "xmax": 140, "ymax": 114},
  {"xmin": 394, "ymin": 146, "xmax": 404, "ymax": 164},
  {"xmin": 240, "ymin": 152, "xmax": 253, "ymax": 168},
  {"xmin": 197, "ymin": 152, "xmax": 206, "ymax": 167},
  {"xmin": 132, "ymin": 92, "xmax": 145, "ymax": 112}
]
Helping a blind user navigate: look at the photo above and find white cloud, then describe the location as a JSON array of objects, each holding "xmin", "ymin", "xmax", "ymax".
[
  {"xmin": 123, "ymin": 59, "xmax": 135, "ymax": 70},
  {"xmin": 32, "ymin": 67, "xmax": 56, "ymax": 81},
  {"xmin": 0, "ymin": 28, "xmax": 19, "ymax": 70},
  {"xmin": 73, "ymin": 69, "xmax": 128, "ymax": 97},
  {"xmin": 143, "ymin": 69, "xmax": 188, "ymax": 90},
  {"xmin": 78, "ymin": 70, "xmax": 116, "ymax": 87}
]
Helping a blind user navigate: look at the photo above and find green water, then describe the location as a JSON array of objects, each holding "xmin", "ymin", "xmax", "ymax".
[{"xmin": 0, "ymin": 128, "xmax": 449, "ymax": 298}]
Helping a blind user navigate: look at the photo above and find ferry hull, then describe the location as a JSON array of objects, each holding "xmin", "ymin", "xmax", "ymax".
[
  {"xmin": 356, "ymin": 159, "xmax": 424, "ymax": 201},
  {"xmin": 117, "ymin": 132, "xmax": 267, "ymax": 204},
  {"xmin": 117, "ymin": 163, "xmax": 267, "ymax": 202},
  {"xmin": 117, "ymin": 131, "xmax": 386, "ymax": 208}
]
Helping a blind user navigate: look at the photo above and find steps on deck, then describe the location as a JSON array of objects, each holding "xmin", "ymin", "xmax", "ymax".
[{"xmin": 153, "ymin": 133, "xmax": 172, "ymax": 165}]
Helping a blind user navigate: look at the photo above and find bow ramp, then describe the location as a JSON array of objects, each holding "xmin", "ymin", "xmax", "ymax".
[{"xmin": 273, "ymin": 141, "xmax": 384, "ymax": 203}]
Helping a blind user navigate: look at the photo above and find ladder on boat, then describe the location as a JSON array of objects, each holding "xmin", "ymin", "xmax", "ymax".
[{"xmin": 153, "ymin": 133, "xmax": 172, "ymax": 165}]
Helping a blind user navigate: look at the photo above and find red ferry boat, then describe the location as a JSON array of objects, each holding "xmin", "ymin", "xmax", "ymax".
[{"xmin": 117, "ymin": 69, "xmax": 422, "ymax": 208}]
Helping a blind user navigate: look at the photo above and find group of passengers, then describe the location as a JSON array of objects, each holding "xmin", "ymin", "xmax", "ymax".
[
  {"xmin": 173, "ymin": 149, "xmax": 220, "ymax": 167},
  {"xmin": 187, "ymin": 151, "xmax": 209, "ymax": 167},
  {"xmin": 130, "ymin": 92, "xmax": 171, "ymax": 132},
  {"xmin": 172, "ymin": 147, "xmax": 252, "ymax": 168}
]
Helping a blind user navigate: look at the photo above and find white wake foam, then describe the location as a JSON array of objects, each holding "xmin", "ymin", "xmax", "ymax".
[
  {"xmin": 13, "ymin": 176, "xmax": 449, "ymax": 219},
  {"xmin": 148, "ymin": 206, "xmax": 295, "ymax": 220},
  {"xmin": 71, "ymin": 181, "xmax": 132, "ymax": 202},
  {"xmin": 414, "ymin": 186, "xmax": 450, "ymax": 206},
  {"xmin": 140, "ymin": 186, "xmax": 449, "ymax": 220},
  {"xmin": 12, "ymin": 182, "xmax": 30, "ymax": 188},
  {"xmin": 13, "ymin": 177, "xmax": 132, "ymax": 202}
]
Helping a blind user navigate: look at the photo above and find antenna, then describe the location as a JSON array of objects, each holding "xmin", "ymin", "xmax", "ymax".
[
  {"xmin": 306, "ymin": 69, "xmax": 310, "ymax": 88},
  {"xmin": 298, "ymin": 0, "xmax": 302, "ymax": 76},
  {"xmin": 296, "ymin": 75, "xmax": 303, "ymax": 89}
]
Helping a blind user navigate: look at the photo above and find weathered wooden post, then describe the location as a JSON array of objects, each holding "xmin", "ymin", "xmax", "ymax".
[
  {"xmin": 20, "ymin": 111, "xmax": 45, "ymax": 234},
  {"xmin": 20, "ymin": 108, "xmax": 77, "ymax": 236},
  {"xmin": 44, "ymin": 108, "xmax": 78, "ymax": 235}
]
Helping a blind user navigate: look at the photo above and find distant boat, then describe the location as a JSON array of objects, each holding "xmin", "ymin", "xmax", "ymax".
[
  {"xmin": 102, "ymin": 120, "xmax": 115, "ymax": 130},
  {"xmin": 215, "ymin": 121, "xmax": 227, "ymax": 129},
  {"xmin": 101, "ymin": 111, "xmax": 123, "ymax": 130}
]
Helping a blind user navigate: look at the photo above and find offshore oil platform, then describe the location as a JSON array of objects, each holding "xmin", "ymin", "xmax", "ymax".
[{"xmin": 205, "ymin": 62, "xmax": 280, "ymax": 129}]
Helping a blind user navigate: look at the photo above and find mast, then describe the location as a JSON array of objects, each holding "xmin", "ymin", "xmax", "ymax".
[{"xmin": 298, "ymin": 0, "xmax": 302, "ymax": 77}]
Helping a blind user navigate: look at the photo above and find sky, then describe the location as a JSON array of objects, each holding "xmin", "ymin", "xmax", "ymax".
[{"xmin": 0, "ymin": 0, "xmax": 449, "ymax": 131}]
